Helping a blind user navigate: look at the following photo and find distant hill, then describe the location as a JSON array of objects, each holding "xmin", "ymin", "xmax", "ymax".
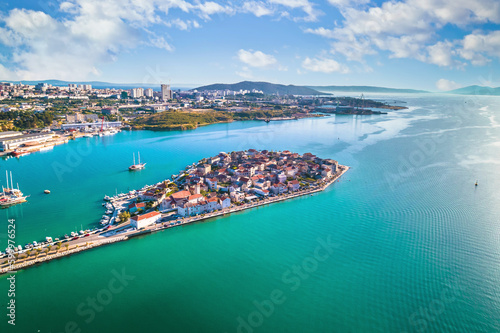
[
  {"xmin": 1, "ymin": 80, "xmax": 194, "ymax": 91},
  {"xmin": 308, "ymin": 85, "xmax": 429, "ymax": 94},
  {"xmin": 445, "ymin": 85, "xmax": 500, "ymax": 96},
  {"xmin": 194, "ymin": 81, "xmax": 327, "ymax": 95}
]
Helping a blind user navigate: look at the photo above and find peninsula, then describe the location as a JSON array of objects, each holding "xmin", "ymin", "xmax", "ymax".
[{"xmin": 0, "ymin": 149, "xmax": 349, "ymax": 275}]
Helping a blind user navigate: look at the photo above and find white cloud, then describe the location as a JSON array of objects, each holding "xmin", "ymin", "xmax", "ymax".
[
  {"xmin": 197, "ymin": 1, "xmax": 234, "ymax": 19},
  {"xmin": 322, "ymin": 0, "xmax": 500, "ymax": 67},
  {"xmin": 242, "ymin": 2, "xmax": 274, "ymax": 17},
  {"xmin": 327, "ymin": 0, "xmax": 369, "ymax": 8},
  {"xmin": 165, "ymin": 18, "xmax": 201, "ymax": 30},
  {"xmin": 0, "ymin": 0, "xmax": 242, "ymax": 80},
  {"xmin": 426, "ymin": 41, "xmax": 458, "ymax": 67},
  {"xmin": 148, "ymin": 35, "xmax": 174, "ymax": 51},
  {"xmin": 268, "ymin": 0, "xmax": 321, "ymax": 21},
  {"xmin": 302, "ymin": 57, "xmax": 349, "ymax": 73},
  {"xmin": 1, "ymin": 8, "xmax": 139, "ymax": 80},
  {"xmin": 330, "ymin": 32, "xmax": 375, "ymax": 61},
  {"xmin": 237, "ymin": 49, "xmax": 278, "ymax": 68},
  {"xmin": 436, "ymin": 79, "xmax": 462, "ymax": 91},
  {"xmin": 304, "ymin": 27, "xmax": 336, "ymax": 38},
  {"xmin": 459, "ymin": 30, "xmax": 500, "ymax": 65}
]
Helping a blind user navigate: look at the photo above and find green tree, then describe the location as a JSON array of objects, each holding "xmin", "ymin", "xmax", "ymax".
[{"xmin": 118, "ymin": 211, "xmax": 131, "ymax": 223}]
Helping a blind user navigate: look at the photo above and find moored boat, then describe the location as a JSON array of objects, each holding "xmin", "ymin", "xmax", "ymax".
[
  {"xmin": 11, "ymin": 149, "xmax": 30, "ymax": 157},
  {"xmin": 0, "ymin": 171, "xmax": 28, "ymax": 207}
]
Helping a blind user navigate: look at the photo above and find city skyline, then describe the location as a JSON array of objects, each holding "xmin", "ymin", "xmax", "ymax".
[{"xmin": 0, "ymin": 0, "xmax": 499, "ymax": 91}]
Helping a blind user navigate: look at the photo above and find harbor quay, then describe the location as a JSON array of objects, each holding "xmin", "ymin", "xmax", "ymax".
[{"xmin": 0, "ymin": 149, "xmax": 349, "ymax": 275}]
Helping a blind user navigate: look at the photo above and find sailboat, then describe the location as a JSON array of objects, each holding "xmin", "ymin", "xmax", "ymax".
[
  {"xmin": 0, "ymin": 171, "xmax": 28, "ymax": 207},
  {"xmin": 129, "ymin": 152, "xmax": 146, "ymax": 171}
]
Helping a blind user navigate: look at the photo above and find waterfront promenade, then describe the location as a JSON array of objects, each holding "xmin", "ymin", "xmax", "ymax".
[{"xmin": 0, "ymin": 165, "xmax": 349, "ymax": 275}]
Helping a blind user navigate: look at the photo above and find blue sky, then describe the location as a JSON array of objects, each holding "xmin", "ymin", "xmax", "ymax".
[{"xmin": 0, "ymin": 0, "xmax": 499, "ymax": 90}]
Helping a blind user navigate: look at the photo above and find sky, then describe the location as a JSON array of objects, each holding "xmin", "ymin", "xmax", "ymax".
[{"xmin": 0, "ymin": 0, "xmax": 500, "ymax": 90}]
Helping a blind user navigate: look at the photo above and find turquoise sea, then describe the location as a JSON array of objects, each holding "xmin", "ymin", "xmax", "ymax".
[{"xmin": 1, "ymin": 93, "xmax": 500, "ymax": 332}]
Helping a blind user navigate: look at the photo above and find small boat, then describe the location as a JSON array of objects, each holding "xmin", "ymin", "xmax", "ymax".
[
  {"xmin": 11, "ymin": 149, "xmax": 30, "ymax": 157},
  {"xmin": 46, "ymin": 237, "xmax": 53, "ymax": 242},
  {"xmin": 39, "ymin": 146, "xmax": 54, "ymax": 152},
  {"xmin": 129, "ymin": 152, "xmax": 146, "ymax": 171},
  {"xmin": 44, "ymin": 190, "xmax": 50, "ymax": 194},
  {"xmin": 475, "ymin": 180, "xmax": 478, "ymax": 186},
  {"xmin": 64, "ymin": 234, "xmax": 69, "ymax": 239},
  {"xmin": 104, "ymin": 195, "xmax": 111, "ymax": 201}
]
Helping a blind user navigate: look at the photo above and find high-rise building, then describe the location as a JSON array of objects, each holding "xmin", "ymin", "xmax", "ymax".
[
  {"xmin": 35, "ymin": 83, "xmax": 48, "ymax": 92},
  {"xmin": 161, "ymin": 84, "xmax": 172, "ymax": 101},
  {"xmin": 131, "ymin": 88, "xmax": 144, "ymax": 98},
  {"xmin": 144, "ymin": 88, "xmax": 154, "ymax": 98},
  {"xmin": 78, "ymin": 84, "xmax": 92, "ymax": 90}
]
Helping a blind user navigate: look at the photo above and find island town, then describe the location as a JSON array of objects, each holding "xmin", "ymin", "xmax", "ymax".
[{"xmin": 0, "ymin": 149, "xmax": 349, "ymax": 274}]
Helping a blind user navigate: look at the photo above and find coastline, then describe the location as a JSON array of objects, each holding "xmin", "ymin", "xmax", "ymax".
[{"xmin": 0, "ymin": 165, "xmax": 350, "ymax": 276}]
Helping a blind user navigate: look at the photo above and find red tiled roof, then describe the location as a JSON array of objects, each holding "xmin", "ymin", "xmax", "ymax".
[
  {"xmin": 171, "ymin": 190, "xmax": 191, "ymax": 199},
  {"xmin": 131, "ymin": 211, "xmax": 160, "ymax": 221},
  {"xmin": 188, "ymin": 194, "xmax": 203, "ymax": 201},
  {"xmin": 128, "ymin": 202, "xmax": 146, "ymax": 209}
]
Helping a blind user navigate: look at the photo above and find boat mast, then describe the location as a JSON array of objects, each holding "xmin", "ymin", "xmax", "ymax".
[
  {"xmin": 10, "ymin": 172, "xmax": 13, "ymax": 191},
  {"xmin": 138, "ymin": 152, "xmax": 141, "ymax": 165},
  {"xmin": 5, "ymin": 170, "xmax": 9, "ymax": 190},
  {"xmin": 133, "ymin": 153, "xmax": 135, "ymax": 165}
]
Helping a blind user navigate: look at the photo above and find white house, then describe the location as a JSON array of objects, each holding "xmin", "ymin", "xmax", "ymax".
[
  {"xmin": 131, "ymin": 211, "xmax": 161, "ymax": 229},
  {"xmin": 219, "ymin": 196, "xmax": 231, "ymax": 209},
  {"xmin": 288, "ymin": 180, "xmax": 300, "ymax": 192},
  {"xmin": 253, "ymin": 188, "xmax": 270, "ymax": 196},
  {"xmin": 321, "ymin": 168, "xmax": 332, "ymax": 178},
  {"xmin": 277, "ymin": 172, "xmax": 287, "ymax": 184},
  {"xmin": 187, "ymin": 194, "xmax": 204, "ymax": 204},
  {"xmin": 197, "ymin": 164, "xmax": 211, "ymax": 175},
  {"xmin": 206, "ymin": 177, "xmax": 218, "ymax": 190},
  {"xmin": 230, "ymin": 191, "xmax": 245, "ymax": 202},
  {"xmin": 270, "ymin": 183, "xmax": 286, "ymax": 194},
  {"xmin": 285, "ymin": 167, "xmax": 298, "ymax": 178}
]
